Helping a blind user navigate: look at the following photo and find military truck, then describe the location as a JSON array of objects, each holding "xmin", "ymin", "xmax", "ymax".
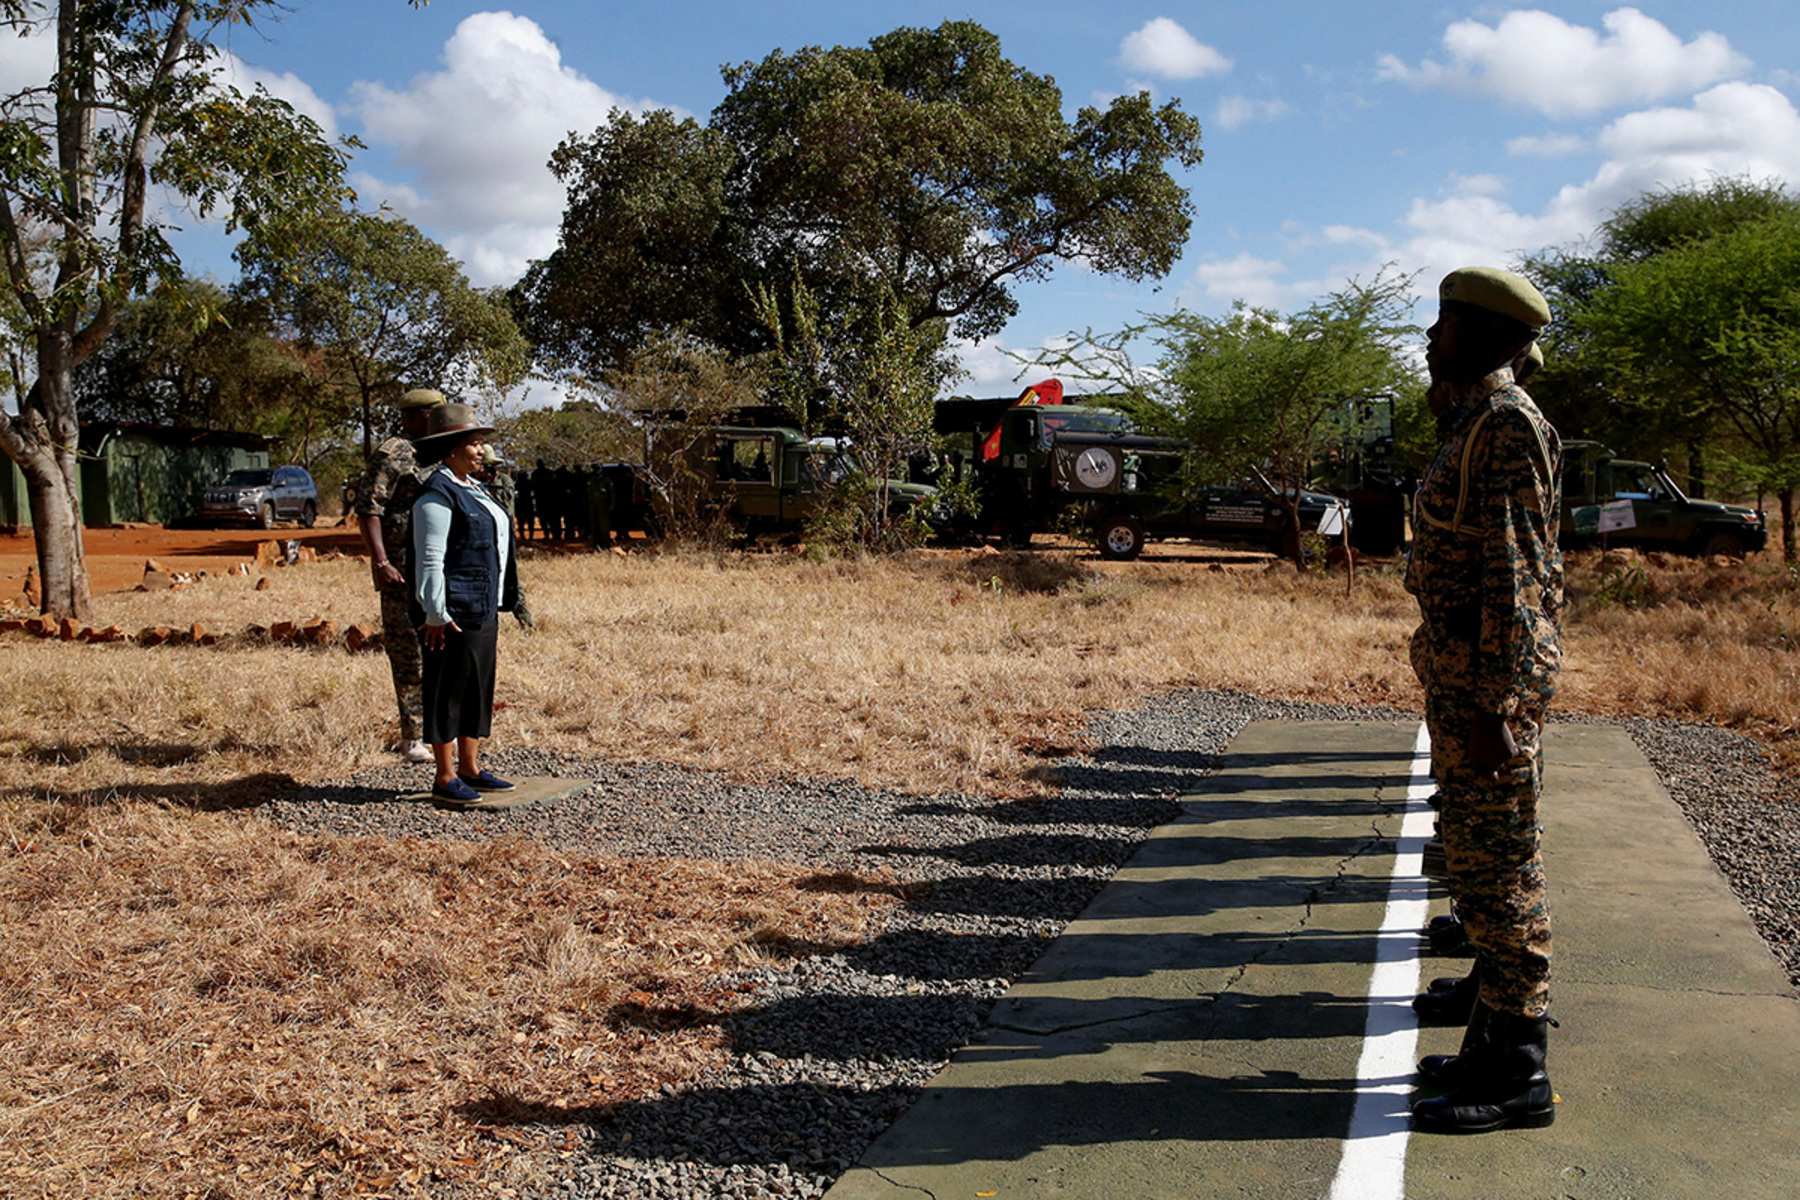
[
  {"xmin": 935, "ymin": 398, "xmax": 1349, "ymax": 560},
  {"xmin": 643, "ymin": 424, "xmax": 939, "ymax": 537},
  {"xmin": 1561, "ymin": 440, "xmax": 1766, "ymax": 557}
]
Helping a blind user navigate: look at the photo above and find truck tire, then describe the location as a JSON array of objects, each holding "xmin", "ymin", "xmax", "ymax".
[
  {"xmin": 257, "ymin": 502, "xmax": 275, "ymax": 530},
  {"xmin": 1698, "ymin": 530, "xmax": 1747, "ymax": 559},
  {"xmin": 1097, "ymin": 515, "xmax": 1145, "ymax": 561},
  {"xmin": 300, "ymin": 500, "xmax": 317, "ymax": 528}
]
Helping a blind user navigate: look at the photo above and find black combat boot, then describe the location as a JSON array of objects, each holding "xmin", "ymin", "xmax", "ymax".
[
  {"xmin": 1412, "ymin": 957, "xmax": 1481, "ymax": 1025},
  {"xmin": 1412, "ymin": 1009, "xmax": 1555, "ymax": 1133},
  {"xmin": 1416, "ymin": 997, "xmax": 1492, "ymax": 1087},
  {"xmin": 1426, "ymin": 913, "xmax": 1475, "ymax": 956}
]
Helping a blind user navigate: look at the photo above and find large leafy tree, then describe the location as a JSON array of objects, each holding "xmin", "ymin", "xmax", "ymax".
[
  {"xmin": 1524, "ymin": 178, "xmax": 1797, "ymax": 491},
  {"xmin": 0, "ymin": 1, "xmax": 364, "ymax": 619},
  {"xmin": 518, "ymin": 19, "xmax": 1204, "ymax": 378},
  {"xmin": 235, "ymin": 207, "xmax": 530, "ymax": 457},
  {"xmin": 1579, "ymin": 208, "xmax": 1800, "ymax": 561}
]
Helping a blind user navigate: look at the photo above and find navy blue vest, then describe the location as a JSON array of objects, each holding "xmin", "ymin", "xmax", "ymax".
[{"xmin": 421, "ymin": 470, "xmax": 515, "ymax": 625}]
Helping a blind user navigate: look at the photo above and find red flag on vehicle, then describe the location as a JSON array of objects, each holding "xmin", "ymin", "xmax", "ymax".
[{"xmin": 980, "ymin": 379, "xmax": 1064, "ymax": 462}]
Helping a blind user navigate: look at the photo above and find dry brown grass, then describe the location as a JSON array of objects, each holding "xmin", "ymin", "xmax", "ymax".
[
  {"xmin": 4, "ymin": 544, "xmax": 1795, "ymax": 800},
  {"xmin": 0, "ymin": 800, "xmax": 897, "ymax": 1198},
  {"xmin": 3, "ymin": 541, "xmax": 1797, "ymax": 1195}
]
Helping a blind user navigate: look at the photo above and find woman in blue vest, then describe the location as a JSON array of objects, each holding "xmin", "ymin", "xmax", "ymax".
[{"xmin": 410, "ymin": 402, "xmax": 520, "ymax": 805}]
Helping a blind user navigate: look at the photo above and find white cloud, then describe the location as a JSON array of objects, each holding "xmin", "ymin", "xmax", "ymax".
[
  {"xmin": 1191, "ymin": 253, "xmax": 1292, "ymax": 309},
  {"xmin": 1215, "ymin": 95, "xmax": 1294, "ymax": 131},
  {"xmin": 1119, "ymin": 18, "xmax": 1231, "ymax": 81},
  {"xmin": 1377, "ymin": 7, "xmax": 1748, "ymax": 118},
  {"xmin": 950, "ymin": 334, "xmax": 1124, "ymax": 398},
  {"xmin": 1295, "ymin": 82, "xmax": 1800, "ymax": 321},
  {"xmin": 214, "ymin": 51, "xmax": 339, "ymax": 141},
  {"xmin": 0, "ymin": 24, "xmax": 54, "ymax": 96},
  {"xmin": 348, "ymin": 12, "xmax": 670, "ymax": 286},
  {"xmin": 1507, "ymin": 132, "xmax": 1588, "ymax": 157}
]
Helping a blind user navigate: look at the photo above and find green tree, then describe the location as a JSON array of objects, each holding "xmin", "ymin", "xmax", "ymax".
[
  {"xmin": 519, "ymin": 19, "xmax": 1204, "ymax": 378},
  {"xmin": 1041, "ymin": 268, "xmax": 1420, "ymax": 564},
  {"xmin": 235, "ymin": 207, "xmax": 531, "ymax": 457},
  {"xmin": 1579, "ymin": 208, "xmax": 1800, "ymax": 561},
  {"xmin": 0, "ymin": 1, "xmax": 359, "ymax": 618},
  {"xmin": 755, "ymin": 276, "xmax": 957, "ymax": 551},
  {"xmin": 1523, "ymin": 178, "xmax": 1798, "ymax": 492}
]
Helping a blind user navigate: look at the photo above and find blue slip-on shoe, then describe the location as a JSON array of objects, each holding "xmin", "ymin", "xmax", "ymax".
[
  {"xmin": 457, "ymin": 769, "xmax": 515, "ymax": 793},
  {"xmin": 432, "ymin": 777, "xmax": 483, "ymax": 805}
]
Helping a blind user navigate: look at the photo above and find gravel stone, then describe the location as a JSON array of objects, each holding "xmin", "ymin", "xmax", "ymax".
[{"xmin": 260, "ymin": 689, "xmax": 1800, "ymax": 1199}]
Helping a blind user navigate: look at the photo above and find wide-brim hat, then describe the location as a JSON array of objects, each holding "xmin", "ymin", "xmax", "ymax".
[{"xmin": 415, "ymin": 402, "xmax": 495, "ymax": 461}]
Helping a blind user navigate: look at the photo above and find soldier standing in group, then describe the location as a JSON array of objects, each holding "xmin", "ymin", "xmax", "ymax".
[
  {"xmin": 531, "ymin": 459, "xmax": 561, "ymax": 540},
  {"xmin": 558, "ymin": 464, "xmax": 585, "ymax": 542},
  {"xmin": 354, "ymin": 387, "xmax": 446, "ymax": 764},
  {"xmin": 586, "ymin": 464, "xmax": 615, "ymax": 550},
  {"xmin": 514, "ymin": 465, "xmax": 537, "ymax": 539},
  {"xmin": 1406, "ymin": 267, "xmax": 1563, "ymax": 1134},
  {"xmin": 480, "ymin": 446, "xmax": 535, "ymax": 630}
]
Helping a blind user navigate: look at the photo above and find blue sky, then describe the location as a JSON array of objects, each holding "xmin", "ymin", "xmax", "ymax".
[{"xmin": 18, "ymin": 2, "xmax": 1800, "ymax": 399}]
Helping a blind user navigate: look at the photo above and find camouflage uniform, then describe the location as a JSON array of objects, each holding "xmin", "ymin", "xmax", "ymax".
[
  {"xmin": 356, "ymin": 435, "xmax": 430, "ymax": 742},
  {"xmin": 1405, "ymin": 366, "xmax": 1564, "ymax": 1019}
]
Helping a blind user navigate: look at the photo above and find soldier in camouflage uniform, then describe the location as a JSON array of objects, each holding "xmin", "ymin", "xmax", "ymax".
[
  {"xmin": 1405, "ymin": 268, "xmax": 1563, "ymax": 1134},
  {"xmin": 355, "ymin": 388, "xmax": 445, "ymax": 763},
  {"xmin": 479, "ymin": 446, "xmax": 534, "ymax": 630}
]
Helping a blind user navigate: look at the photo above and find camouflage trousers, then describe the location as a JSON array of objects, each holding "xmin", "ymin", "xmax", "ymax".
[
  {"xmin": 379, "ymin": 585, "xmax": 424, "ymax": 743},
  {"xmin": 1412, "ymin": 627, "xmax": 1554, "ymax": 1019}
]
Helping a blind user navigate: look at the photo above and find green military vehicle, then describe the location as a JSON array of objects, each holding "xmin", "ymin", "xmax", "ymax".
[
  {"xmin": 935, "ymin": 399, "xmax": 1350, "ymax": 560},
  {"xmin": 645, "ymin": 424, "xmax": 939, "ymax": 537},
  {"xmin": 1561, "ymin": 440, "xmax": 1766, "ymax": 557}
]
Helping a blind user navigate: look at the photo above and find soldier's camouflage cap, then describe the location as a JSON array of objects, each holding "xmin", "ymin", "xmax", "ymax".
[
  {"xmin": 1439, "ymin": 267, "xmax": 1551, "ymax": 331},
  {"xmin": 399, "ymin": 388, "xmax": 447, "ymax": 410},
  {"xmin": 480, "ymin": 445, "xmax": 503, "ymax": 465}
]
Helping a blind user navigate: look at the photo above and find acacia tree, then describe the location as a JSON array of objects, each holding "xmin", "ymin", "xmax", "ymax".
[
  {"xmin": 0, "ymin": 1, "xmax": 370, "ymax": 619},
  {"xmin": 1038, "ymin": 268, "xmax": 1419, "ymax": 563},
  {"xmin": 1580, "ymin": 209, "xmax": 1800, "ymax": 560},
  {"xmin": 519, "ymin": 19, "xmax": 1204, "ymax": 377},
  {"xmin": 235, "ymin": 208, "xmax": 530, "ymax": 456},
  {"xmin": 1523, "ymin": 177, "xmax": 1797, "ymax": 490}
]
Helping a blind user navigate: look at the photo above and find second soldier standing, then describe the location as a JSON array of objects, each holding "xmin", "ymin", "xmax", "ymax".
[{"xmin": 354, "ymin": 387, "xmax": 445, "ymax": 764}]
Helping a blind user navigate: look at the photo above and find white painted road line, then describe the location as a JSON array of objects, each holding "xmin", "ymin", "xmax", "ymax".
[{"xmin": 1327, "ymin": 723, "xmax": 1437, "ymax": 1200}]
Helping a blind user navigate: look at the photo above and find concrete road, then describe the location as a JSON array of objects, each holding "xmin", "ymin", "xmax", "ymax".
[{"xmin": 827, "ymin": 720, "xmax": 1800, "ymax": 1200}]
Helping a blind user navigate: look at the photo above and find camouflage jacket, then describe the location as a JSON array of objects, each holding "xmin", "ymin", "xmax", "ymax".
[
  {"xmin": 484, "ymin": 466, "xmax": 517, "ymax": 518},
  {"xmin": 355, "ymin": 436, "xmax": 429, "ymax": 566},
  {"xmin": 1405, "ymin": 367, "xmax": 1564, "ymax": 715}
]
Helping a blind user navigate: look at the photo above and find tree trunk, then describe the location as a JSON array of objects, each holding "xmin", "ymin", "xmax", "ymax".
[
  {"xmin": 0, "ymin": 340, "xmax": 96, "ymax": 620},
  {"xmin": 1686, "ymin": 438, "xmax": 1706, "ymax": 498},
  {"xmin": 1780, "ymin": 487, "xmax": 1795, "ymax": 565}
]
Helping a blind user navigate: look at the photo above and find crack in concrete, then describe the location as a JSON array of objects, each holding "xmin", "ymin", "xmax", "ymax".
[
  {"xmin": 870, "ymin": 1167, "xmax": 936, "ymax": 1198},
  {"xmin": 1192, "ymin": 769, "xmax": 1408, "ymax": 1041},
  {"xmin": 1556, "ymin": 978, "xmax": 1794, "ymax": 999},
  {"xmin": 987, "ymin": 1001, "xmax": 1193, "ymax": 1037}
]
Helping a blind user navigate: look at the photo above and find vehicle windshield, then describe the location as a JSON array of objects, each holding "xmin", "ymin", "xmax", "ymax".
[
  {"xmin": 799, "ymin": 450, "xmax": 853, "ymax": 487},
  {"xmin": 223, "ymin": 469, "xmax": 273, "ymax": 486},
  {"xmin": 1614, "ymin": 463, "xmax": 1681, "ymax": 502}
]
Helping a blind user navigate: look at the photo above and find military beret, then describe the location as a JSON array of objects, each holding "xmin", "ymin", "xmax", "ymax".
[
  {"xmin": 1439, "ymin": 267, "xmax": 1551, "ymax": 331},
  {"xmin": 399, "ymin": 388, "xmax": 447, "ymax": 410},
  {"xmin": 480, "ymin": 445, "xmax": 503, "ymax": 465},
  {"xmin": 1525, "ymin": 342, "xmax": 1544, "ymax": 369}
]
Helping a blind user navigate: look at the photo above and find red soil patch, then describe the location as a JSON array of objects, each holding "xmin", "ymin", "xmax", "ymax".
[{"xmin": 1, "ymin": 524, "xmax": 367, "ymax": 597}]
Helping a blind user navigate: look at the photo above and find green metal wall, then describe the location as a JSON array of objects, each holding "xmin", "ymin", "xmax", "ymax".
[
  {"xmin": 2, "ymin": 432, "xmax": 269, "ymax": 529},
  {"xmin": 82, "ymin": 432, "xmax": 268, "ymax": 525}
]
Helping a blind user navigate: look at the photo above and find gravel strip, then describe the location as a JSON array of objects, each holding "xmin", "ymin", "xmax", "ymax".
[{"xmin": 263, "ymin": 691, "xmax": 1800, "ymax": 1200}]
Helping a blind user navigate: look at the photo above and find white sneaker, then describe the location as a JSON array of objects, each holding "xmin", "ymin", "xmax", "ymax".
[{"xmin": 397, "ymin": 738, "xmax": 431, "ymax": 764}]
